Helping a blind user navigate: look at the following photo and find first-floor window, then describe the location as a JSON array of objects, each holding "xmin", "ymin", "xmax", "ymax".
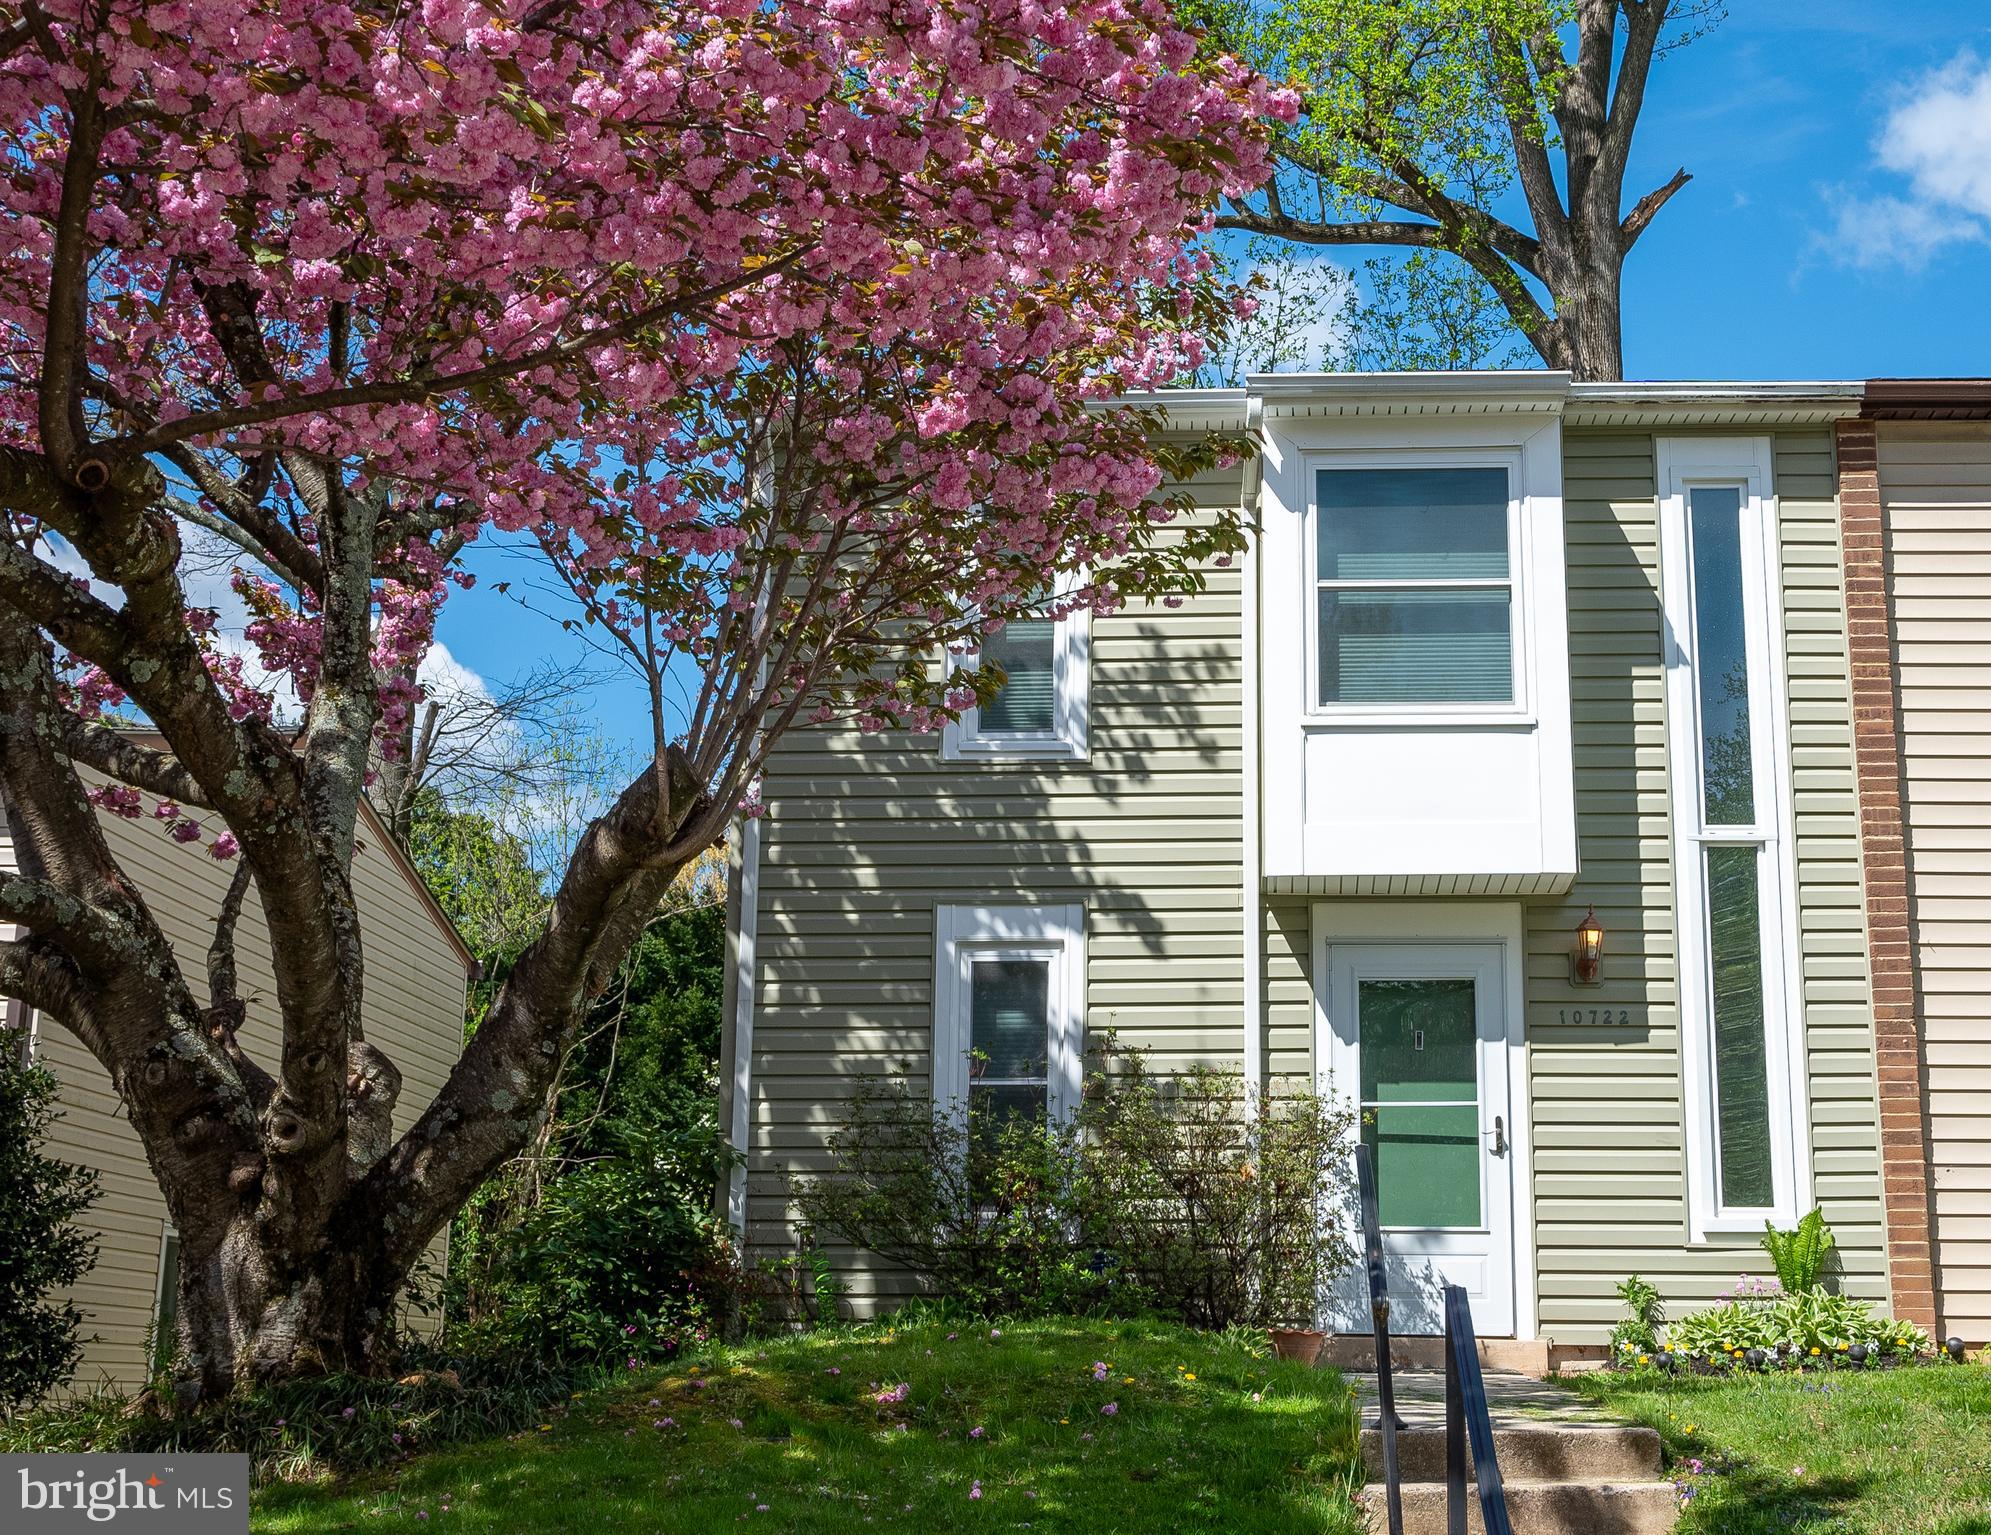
[
  {"xmin": 931, "ymin": 904, "xmax": 1086, "ymax": 1141},
  {"xmin": 1657, "ymin": 437, "xmax": 1808, "ymax": 1238}
]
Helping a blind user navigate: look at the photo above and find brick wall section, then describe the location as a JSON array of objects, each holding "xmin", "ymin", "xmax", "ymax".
[{"xmin": 1836, "ymin": 417, "xmax": 1941, "ymax": 1333}]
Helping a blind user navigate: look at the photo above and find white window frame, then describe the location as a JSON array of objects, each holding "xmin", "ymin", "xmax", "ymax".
[
  {"xmin": 931, "ymin": 903, "xmax": 1086, "ymax": 1129},
  {"xmin": 940, "ymin": 576, "xmax": 1090, "ymax": 763},
  {"xmin": 1656, "ymin": 436, "xmax": 1811, "ymax": 1240},
  {"xmin": 1304, "ymin": 448, "xmax": 1532, "ymax": 724}
]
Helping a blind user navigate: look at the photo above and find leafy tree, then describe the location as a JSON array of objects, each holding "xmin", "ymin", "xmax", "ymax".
[
  {"xmin": 0, "ymin": 1050, "xmax": 100, "ymax": 1410},
  {"xmin": 405, "ymin": 791, "xmax": 549, "ymax": 988},
  {"xmin": 1197, "ymin": 0, "xmax": 1724, "ymax": 378},
  {"xmin": 1345, "ymin": 251, "xmax": 1532, "ymax": 372},
  {"xmin": 0, "ymin": 0, "xmax": 1283, "ymax": 1400},
  {"xmin": 1192, "ymin": 242, "xmax": 1525, "ymax": 384}
]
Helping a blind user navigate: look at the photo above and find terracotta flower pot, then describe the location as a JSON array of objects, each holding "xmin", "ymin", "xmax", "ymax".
[{"xmin": 1267, "ymin": 1327, "xmax": 1326, "ymax": 1366}]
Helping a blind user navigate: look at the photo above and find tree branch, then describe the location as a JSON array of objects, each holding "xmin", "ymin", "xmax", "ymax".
[
  {"xmin": 109, "ymin": 247, "xmax": 816, "ymax": 461},
  {"xmin": 58, "ymin": 719, "xmax": 211, "ymax": 809},
  {"xmin": 1620, "ymin": 166, "xmax": 1691, "ymax": 249},
  {"xmin": 205, "ymin": 861, "xmax": 276, "ymax": 1113}
]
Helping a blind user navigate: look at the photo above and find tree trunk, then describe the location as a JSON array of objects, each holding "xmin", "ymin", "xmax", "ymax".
[
  {"xmin": 1555, "ymin": 258, "xmax": 1626, "ymax": 383},
  {"xmin": 172, "ymin": 1210, "xmax": 411, "ymax": 1406}
]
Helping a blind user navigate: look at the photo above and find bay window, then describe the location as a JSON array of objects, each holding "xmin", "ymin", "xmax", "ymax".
[{"xmin": 1313, "ymin": 465, "xmax": 1517, "ymax": 708}]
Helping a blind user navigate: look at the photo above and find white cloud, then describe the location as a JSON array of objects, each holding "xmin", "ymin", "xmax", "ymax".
[
  {"xmin": 1879, "ymin": 51, "xmax": 1991, "ymax": 219},
  {"xmin": 1822, "ymin": 50, "xmax": 1991, "ymax": 269},
  {"xmin": 418, "ymin": 640, "xmax": 498, "ymax": 709},
  {"xmin": 1821, "ymin": 190, "xmax": 1983, "ymax": 271}
]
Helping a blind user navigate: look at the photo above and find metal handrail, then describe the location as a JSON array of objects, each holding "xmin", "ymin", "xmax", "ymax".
[
  {"xmin": 1354, "ymin": 1142, "xmax": 1405, "ymax": 1535},
  {"xmin": 1353, "ymin": 1142, "xmax": 1512, "ymax": 1535},
  {"xmin": 1444, "ymin": 1283, "xmax": 1513, "ymax": 1535}
]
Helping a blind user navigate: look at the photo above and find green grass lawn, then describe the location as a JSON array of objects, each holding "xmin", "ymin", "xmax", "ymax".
[
  {"xmin": 251, "ymin": 1317, "xmax": 1363, "ymax": 1534},
  {"xmin": 1566, "ymin": 1363, "xmax": 1991, "ymax": 1534}
]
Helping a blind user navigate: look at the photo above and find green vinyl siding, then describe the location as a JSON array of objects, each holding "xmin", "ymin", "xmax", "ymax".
[
  {"xmin": 739, "ymin": 421, "xmax": 1890, "ymax": 1340},
  {"xmin": 1525, "ymin": 427, "xmax": 1887, "ymax": 1344},
  {"xmin": 743, "ymin": 472, "xmax": 1247, "ymax": 1308}
]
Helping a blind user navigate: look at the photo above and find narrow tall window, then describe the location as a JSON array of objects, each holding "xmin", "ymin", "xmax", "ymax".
[
  {"xmin": 1658, "ymin": 440, "xmax": 1807, "ymax": 1236},
  {"xmin": 1314, "ymin": 467, "xmax": 1515, "ymax": 706}
]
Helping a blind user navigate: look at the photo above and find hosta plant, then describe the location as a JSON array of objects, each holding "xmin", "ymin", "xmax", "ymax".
[{"xmin": 1662, "ymin": 1290, "xmax": 1931, "ymax": 1368}]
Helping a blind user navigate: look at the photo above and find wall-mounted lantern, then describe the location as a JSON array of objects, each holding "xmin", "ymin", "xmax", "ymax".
[{"xmin": 1570, "ymin": 906, "xmax": 1605, "ymax": 987}]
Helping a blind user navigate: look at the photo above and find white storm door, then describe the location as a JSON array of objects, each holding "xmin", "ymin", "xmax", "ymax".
[{"xmin": 1323, "ymin": 943, "xmax": 1515, "ymax": 1336}]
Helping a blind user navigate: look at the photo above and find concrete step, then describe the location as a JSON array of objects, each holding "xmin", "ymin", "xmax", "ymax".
[
  {"xmin": 1324, "ymin": 1334, "xmax": 1551, "ymax": 1377},
  {"xmin": 1357, "ymin": 1479, "xmax": 1680, "ymax": 1535},
  {"xmin": 1360, "ymin": 1423, "xmax": 1663, "ymax": 1483}
]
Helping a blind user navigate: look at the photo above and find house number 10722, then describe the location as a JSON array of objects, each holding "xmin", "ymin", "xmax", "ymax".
[{"xmin": 1557, "ymin": 1007, "xmax": 1635, "ymax": 1026}]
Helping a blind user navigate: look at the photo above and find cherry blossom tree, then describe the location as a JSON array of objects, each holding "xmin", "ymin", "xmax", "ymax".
[{"xmin": 0, "ymin": 0, "xmax": 1284, "ymax": 1399}]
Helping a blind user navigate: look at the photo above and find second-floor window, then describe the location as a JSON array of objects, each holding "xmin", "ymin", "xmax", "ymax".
[
  {"xmin": 941, "ymin": 587, "xmax": 1090, "ymax": 762},
  {"xmin": 1313, "ymin": 466, "xmax": 1516, "ymax": 708}
]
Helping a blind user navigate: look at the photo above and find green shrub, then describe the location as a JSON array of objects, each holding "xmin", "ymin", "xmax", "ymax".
[
  {"xmin": 450, "ymin": 1115, "xmax": 731, "ymax": 1363},
  {"xmin": 0, "ymin": 1343, "xmax": 596, "ymax": 1480},
  {"xmin": 795, "ymin": 1048, "xmax": 1358, "ymax": 1330},
  {"xmin": 1608, "ymin": 1274, "xmax": 1664, "ymax": 1360},
  {"xmin": 1761, "ymin": 1207, "xmax": 1836, "ymax": 1293},
  {"xmin": 0, "ymin": 1052, "xmax": 100, "ymax": 1411}
]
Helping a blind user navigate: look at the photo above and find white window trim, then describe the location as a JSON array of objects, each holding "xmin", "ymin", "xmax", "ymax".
[
  {"xmin": 1303, "ymin": 446, "xmax": 1534, "ymax": 726},
  {"xmin": 931, "ymin": 903, "xmax": 1086, "ymax": 1128},
  {"xmin": 940, "ymin": 579, "xmax": 1091, "ymax": 763},
  {"xmin": 1656, "ymin": 436, "xmax": 1812, "ymax": 1241}
]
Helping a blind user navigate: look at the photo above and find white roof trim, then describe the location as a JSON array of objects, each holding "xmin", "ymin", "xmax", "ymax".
[{"xmin": 1105, "ymin": 375, "xmax": 1866, "ymax": 433}]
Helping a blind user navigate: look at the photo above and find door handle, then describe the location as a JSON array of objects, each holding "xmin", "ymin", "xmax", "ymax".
[{"xmin": 1489, "ymin": 1115, "xmax": 1508, "ymax": 1157}]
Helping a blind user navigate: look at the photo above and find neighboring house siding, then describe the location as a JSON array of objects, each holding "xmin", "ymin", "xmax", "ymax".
[
  {"xmin": 1876, "ymin": 422, "xmax": 1991, "ymax": 1342},
  {"xmin": 22, "ymin": 799, "xmax": 469, "ymax": 1391},
  {"xmin": 744, "ymin": 478, "xmax": 1247, "ymax": 1306},
  {"xmin": 1526, "ymin": 427, "xmax": 1886, "ymax": 1345}
]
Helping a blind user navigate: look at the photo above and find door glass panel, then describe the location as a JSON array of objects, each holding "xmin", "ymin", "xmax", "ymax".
[
  {"xmin": 1358, "ymin": 979, "xmax": 1478, "ymax": 1102},
  {"xmin": 1357, "ymin": 977, "xmax": 1481, "ymax": 1228},
  {"xmin": 1362, "ymin": 1105, "xmax": 1483, "ymax": 1229},
  {"xmin": 1706, "ymin": 844, "xmax": 1774, "ymax": 1207},
  {"xmin": 1689, "ymin": 486, "xmax": 1756, "ymax": 826}
]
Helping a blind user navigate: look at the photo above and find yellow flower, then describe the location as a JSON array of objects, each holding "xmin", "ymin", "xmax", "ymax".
[
  {"xmin": 1123, "ymin": 1377, "xmax": 1134, "ymax": 1384},
  {"xmin": 1809, "ymin": 1347, "xmax": 1821, "ymax": 1356},
  {"xmin": 1059, "ymin": 1419, "xmax": 1069, "ymax": 1425},
  {"xmin": 538, "ymin": 1425, "xmax": 552, "ymax": 1432},
  {"xmin": 1184, "ymin": 1374, "xmax": 1196, "ymax": 1382},
  {"xmin": 1685, "ymin": 1424, "xmax": 1696, "ymax": 1434},
  {"xmin": 1637, "ymin": 1356, "xmax": 1649, "ymax": 1366}
]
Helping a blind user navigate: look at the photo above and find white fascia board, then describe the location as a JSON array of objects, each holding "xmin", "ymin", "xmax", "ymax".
[
  {"xmin": 1249, "ymin": 372, "xmax": 1572, "ymax": 418},
  {"xmin": 1567, "ymin": 380, "xmax": 1864, "ymax": 429}
]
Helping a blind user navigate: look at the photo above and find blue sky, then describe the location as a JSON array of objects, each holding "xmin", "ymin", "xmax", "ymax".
[
  {"xmin": 1619, "ymin": 3, "xmax": 1991, "ymax": 378},
  {"xmin": 431, "ymin": 7, "xmax": 1991, "ymax": 747}
]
